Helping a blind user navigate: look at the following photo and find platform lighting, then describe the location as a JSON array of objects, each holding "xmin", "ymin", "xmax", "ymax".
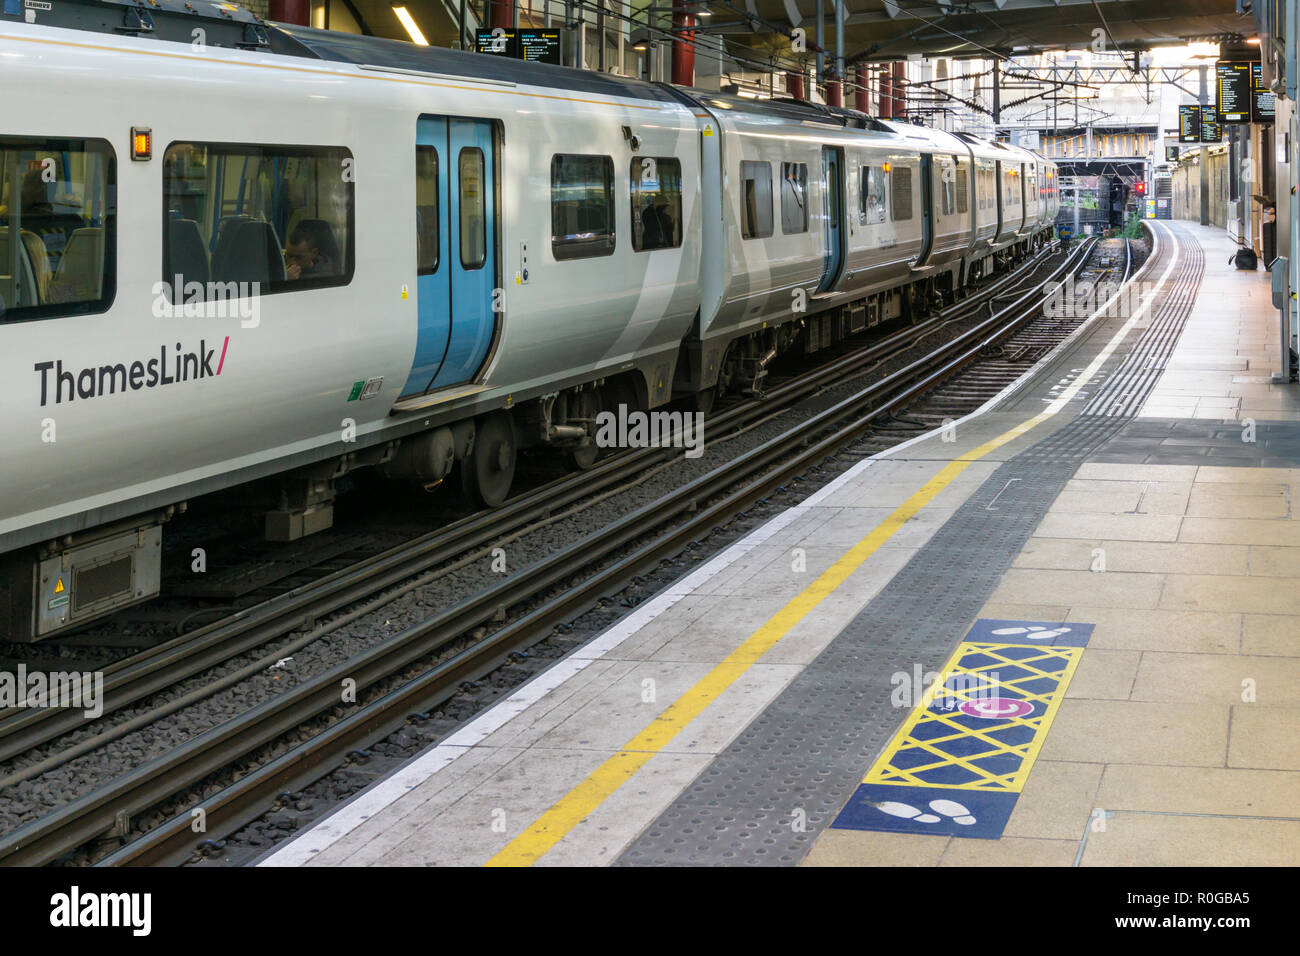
[
  {"xmin": 392, "ymin": 6, "xmax": 429, "ymax": 46},
  {"xmin": 1247, "ymin": 37, "xmax": 1261, "ymax": 45}
]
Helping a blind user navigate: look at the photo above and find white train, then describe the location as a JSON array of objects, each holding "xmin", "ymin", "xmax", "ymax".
[{"xmin": 0, "ymin": 1, "xmax": 1058, "ymax": 639}]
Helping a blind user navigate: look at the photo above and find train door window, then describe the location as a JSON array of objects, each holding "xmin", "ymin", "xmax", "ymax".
[
  {"xmin": 0, "ymin": 136, "xmax": 116, "ymax": 323},
  {"xmin": 859, "ymin": 166, "xmax": 885, "ymax": 224},
  {"xmin": 630, "ymin": 156, "xmax": 683, "ymax": 251},
  {"xmin": 416, "ymin": 145, "xmax": 439, "ymax": 274},
  {"xmin": 938, "ymin": 161, "xmax": 955, "ymax": 216},
  {"xmin": 780, "ymin": 162, "xmax": 808, "ymax": 234},
  {"xmin": 551, "ymin": 154, "xmax": 615, "ymax": 260},
  {"xmin": 162, "ymin": 142, "xmax": 354, "ymax": 301},
  {"xmin": 890, "ymin": 165, "xmax": 913, "ymax": 221},
  {"xmin": 459, "ymin": 147, "xmax": 486, "ymax": 269},
  {"xmin": 956, "ymin": 167, "xmax": 969, "ymax": 214},
  {"xmin": 740, "ymin": 160, "xmax": 773, "ymax": 239}
]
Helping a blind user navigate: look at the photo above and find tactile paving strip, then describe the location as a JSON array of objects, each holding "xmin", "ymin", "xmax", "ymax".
[
  {"xmin": 615, "ymin": 224, "xmax": 1206, "ymax": 866},
  {"xmin": 1089, "ymin": 417, "xmax": 1300, "ymax": 467}
]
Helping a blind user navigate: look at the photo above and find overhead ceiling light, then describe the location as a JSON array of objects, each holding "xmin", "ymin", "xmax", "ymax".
[
  {"xmin": 392, "ymin": 6, "xmax": 429, "ymax": 46},
  {"xmin": 1246, "ymin": 37, "xmax": 1261, "ymax": 45}
]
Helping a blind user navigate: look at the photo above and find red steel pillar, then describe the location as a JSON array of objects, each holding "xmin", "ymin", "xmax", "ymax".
[
  {"xmin": 824, "ymin": 79, "xmax": 842, "ymax": 107},
  {"xmin": 854, "ymin": 67, "xmax": 869, "ymax": 112},
  {"xmin": 787, "ymin": 72, "xmax": 806, "ymax": 100},
  {"xmin": 877, "ymin": 67, "xmax": 892, "ymax": 118},
  {"xmin": 268, "ymin": 0, "xmax": 309, "ymax": 25},
  {"xmin": 671, "ymin": 0, "xmax": 696, "ymax": 87},
  {"xmin": 891, "ymin": 60, "xmax": 906, "ymax": 118},
  {"xmin": 489, "ymin": 0, "xmax": 514, "ymax": 29}
]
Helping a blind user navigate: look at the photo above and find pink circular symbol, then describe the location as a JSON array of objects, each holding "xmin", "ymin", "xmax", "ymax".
[{"xmin": 959, "ymin": 697, "xmax": 1034, "ymax": 719}]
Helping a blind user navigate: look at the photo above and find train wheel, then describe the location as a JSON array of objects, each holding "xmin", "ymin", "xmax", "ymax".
[
  {"xmin": 462, "ymin": 411, "xmax": 516, "ymax": 508},
  {"xmin": 694, "ymin": 386, "xmax": 718, "ymax": 416},
  {"xmin": 568, "ymin": 388, "xmax": 603, "ymax": 471}
]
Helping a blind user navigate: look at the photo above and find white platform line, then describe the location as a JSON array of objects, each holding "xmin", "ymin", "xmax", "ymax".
[{"xmin": 260, "ymin": 229, "xmax": 1168, "ymax": 867}]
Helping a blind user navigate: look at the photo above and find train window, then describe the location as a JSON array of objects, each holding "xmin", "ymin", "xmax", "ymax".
[
  {"xmin": 162, "ymin": 142, "xmax": 353, "ymax": 302},
  {"xmin": 459, "ymin": 148, "xmax": 486, "ymax": 270},
  {"xmin": 416, "ymin": 145, "xmax": 439, "ymax": 275},
  {"xmin": 938, "ymin": 162, "xmax": 955, "ymax": 216},
  {"xmin": 740, "ymin": 161, "xmax": 773, "ymax": 239},
  {"xmin": 890, "ymin": 166, "xmax": 913, "ymax": 222},
  {"xmin": 0, "ymin": 136, "xmax": 116, "ymax": 323},
  {"xmin": 551, "ymin": 154, "xmax": 615, "ymax": 260},
  {"xmin": 859, "ymin": 166, "xmax": 886, "ymax": 224},
  {"xmin": 956, "ymin": 167, "xmax": 969, "ymax": 215},
  {"xmin": 630, "ymin": 157, "xmax": 683, "ymax": 252},
  {"xmin": 780, "ymin": 162, "xmax": 808, "ymax": 234}
]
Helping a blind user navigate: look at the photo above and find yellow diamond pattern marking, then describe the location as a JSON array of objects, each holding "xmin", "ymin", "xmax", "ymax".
[{"xmin": 863, "ymin": 641, "xmax": 1085, "ymax": 794}]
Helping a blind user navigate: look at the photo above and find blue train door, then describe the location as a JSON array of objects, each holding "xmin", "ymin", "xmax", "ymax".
[
  {"xmin": 402, "ymin": 116, "xmax": 498, "ymax": 398},
  {"xmin": 818, "ymin": 146, "xmax": 843, "ymax": 292}
]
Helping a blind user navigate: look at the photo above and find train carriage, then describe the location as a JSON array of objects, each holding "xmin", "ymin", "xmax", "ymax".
[{"xmin": 0, "ymin": 4, "xmax": 1058, "ymax": 640}]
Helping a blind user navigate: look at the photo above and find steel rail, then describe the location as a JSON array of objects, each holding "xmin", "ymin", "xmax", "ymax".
[
  {"xmin": 0, "ymin": 244, "xmax": 1061, "ymax": 766},
  {"xmin": 0, "ymin": 239, "xmax": 1089, "ymax": 867}
]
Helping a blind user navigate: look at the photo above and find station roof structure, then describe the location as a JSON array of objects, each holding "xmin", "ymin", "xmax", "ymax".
[{"xmin": 711, "ymin": 0, "xmax": 1251, "ymax": 63}]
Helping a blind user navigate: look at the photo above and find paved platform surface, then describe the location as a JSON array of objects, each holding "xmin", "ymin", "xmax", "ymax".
[{"xmin": 260, "ymin": 220, "xmax": 1300, "ymax": 867}]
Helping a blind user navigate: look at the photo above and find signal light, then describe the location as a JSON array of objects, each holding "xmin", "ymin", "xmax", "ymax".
[
  {"xmin": 131, "ymin": 127, "xmax": 152, "ymax": 162},
  {"xmin": 1135, "ymin": 181, "xmax": 1146, "ymax": 195}
]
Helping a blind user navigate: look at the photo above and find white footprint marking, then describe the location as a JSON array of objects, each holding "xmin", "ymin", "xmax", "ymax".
[
  {"xmin": 876, "ymin": 798, "xmax": 977, "ymax": 826},
  {"xmin": 991, "ymin": 625, "xmax": 1072, "ymax": 641},
  {"xmin": 877, "ymin": 801, "xmax": 941, "ymax": 823}
]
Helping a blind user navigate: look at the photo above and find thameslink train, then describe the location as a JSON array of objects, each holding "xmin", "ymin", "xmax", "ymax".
[{"xmin": 0, "ymin": 1, "xmax": 1058, "ymax": 640}]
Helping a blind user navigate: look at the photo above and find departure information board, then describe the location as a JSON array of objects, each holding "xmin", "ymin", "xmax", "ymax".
[
  {"xmin": 475, "ymin": 28, "xmax": 518, "ymax": 57},
  {"xmin": 1201, "ymin": 113, "xmax": 1222, "ymax": 143},
  {"xmin": 1252, "ymin": 62, "xmax": 1276, "ymax": 123},
  {"xmin": 1166, "ymin": 145, "xmax": 1180, "ymax": 161},
  {"xmin": 519, "ymin": 30, "xmax": 561, "ymax": 64},
  {"xmin": 1216, "ymin": 60, "xmax": 1252, "ymax": 123},
  {"xmin": 1178, "ymin": 104, "xmax": 1201, "ymax": 143}
]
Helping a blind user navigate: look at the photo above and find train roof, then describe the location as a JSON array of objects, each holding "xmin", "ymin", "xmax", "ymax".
[
  {"xmin": 2, "ymin": 0, "xmax": 1065, "ymax": 155},
  {"xmin": 271, "ymin": 24, "xmax": 684, "ymax": 104}
]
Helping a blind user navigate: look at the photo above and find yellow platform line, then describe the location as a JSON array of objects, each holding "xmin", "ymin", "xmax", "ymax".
[{"xmin": 485, "ymin": 224, "xmax": 1178, "ymax": 866}]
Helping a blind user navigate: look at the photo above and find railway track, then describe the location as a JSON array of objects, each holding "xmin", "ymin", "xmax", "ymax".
[
  {"xmin": 0, "ymin": 237, "xmax": 1106, "ymax": 866},
  {"xmin": 0, "ymin": 240, "xmax": 1068, "ymax": 766}
]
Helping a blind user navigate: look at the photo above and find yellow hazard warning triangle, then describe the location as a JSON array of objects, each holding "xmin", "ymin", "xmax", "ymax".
[{"xmin": 54, "ymin": 577, "xmax": 65, "ymax": 594}]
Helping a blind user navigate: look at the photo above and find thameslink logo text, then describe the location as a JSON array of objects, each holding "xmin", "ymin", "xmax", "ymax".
[{"xmin": 33, "ymin": 338, "xmax": 229, "ymax": 406}]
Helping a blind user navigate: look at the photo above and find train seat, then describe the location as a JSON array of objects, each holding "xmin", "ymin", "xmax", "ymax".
[
  {"xmin": 0, "ymin": 229, "xmax": 41, "ymax": 308},
  {"xmin": 48, "ymin": 226, "xmax": 103, "ymax": 303},
  {"xmin": 209, "ymin": 215, "xmax": 252, "ymax": 276},
  {"xmin": 164, "ymin": 218, "xmax": 210, "ymax": 291},
  {"xmin": 213, "ymin": 219, "xmax": 285, "ymax": 286},
  {"xmin": 21, "ymin": 230, "xmax": 51, "ymax": 303}
]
